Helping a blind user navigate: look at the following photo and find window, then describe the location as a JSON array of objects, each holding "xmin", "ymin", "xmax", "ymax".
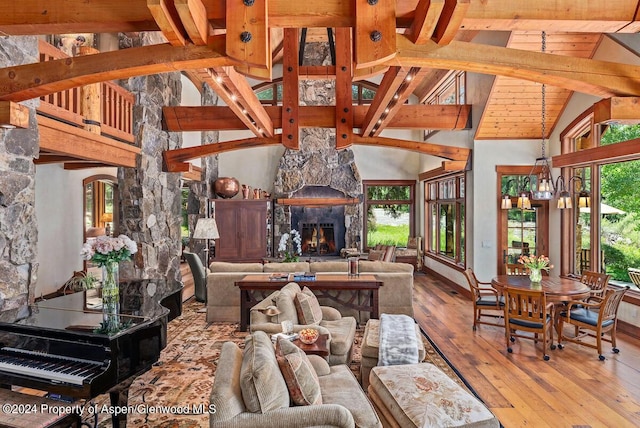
[
  {"xmin": 363, "ymin": 181, "xmax": 415, "ymax": 249},
  {"xmin": 425, "ymin": 172, "xmax": 465, "ymax": 266},
  {"xmin": 561, "ymin": 111, "xmax": 640, "ymax": 292},
  {"xmin": 423, "ymin": 71, "xmax": 466, "ymax": 139}
]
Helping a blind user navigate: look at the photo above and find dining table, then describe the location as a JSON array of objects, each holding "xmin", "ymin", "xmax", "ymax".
[{"xmin": 491, "ymin": 275, "xmax": 591, "ymax": 338}]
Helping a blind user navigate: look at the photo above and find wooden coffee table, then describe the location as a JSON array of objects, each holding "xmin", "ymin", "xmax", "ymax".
[
  {"xmin": 292, "ymin": 333, "xmax": 330, "ymax": 357},
  {"xmin": 235, "ymin": 273, "xmax": 383, "ymax": 331}
]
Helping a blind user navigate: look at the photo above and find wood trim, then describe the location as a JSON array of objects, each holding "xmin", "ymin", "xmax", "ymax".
[
  {"xmin": 276, "ymin": 197, "xmax": 361, "ymax": 207},
  {"xmin": 552, "ymin": 137, "xmax": 640, "ymax": 167},
  {"xmin": 423, "ymin": 264, "xmax": 471, "ymax": 299},
  {"xmin": 38, "ymin": 115, "xmax": 139, "ymax": 168},
  {"xmin": 418, "ymin": 160, "xmax": 469, "ymax": 181}
]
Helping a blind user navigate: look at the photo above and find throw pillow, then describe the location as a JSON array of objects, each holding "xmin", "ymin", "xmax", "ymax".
[
  {"xmin": 294, "ymin": 286, "xmax": 323, "ymax": 325},
  {"xmin": 276, "ymin": 337, "xmax": 323, "ymax": 406},
  {"xmin": 240, "ymin": 331, "xmax": 290, "ymax": 413},
  {"xmin": 368, "ymin": 249, "xmax": 385, "ymax": 261}
]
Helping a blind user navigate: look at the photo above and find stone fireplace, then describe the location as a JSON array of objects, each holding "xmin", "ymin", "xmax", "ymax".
[
  {"xmin": 290, "ymin": 186, "xmax": 347, "ymax": 256},
  {"xmin": 272, "ymin": 43, "xmax": 363, "ymax": 257}
]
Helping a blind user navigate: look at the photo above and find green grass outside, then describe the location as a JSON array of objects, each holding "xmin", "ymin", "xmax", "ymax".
[{"xmin": 367, "ymin": 224, "xmax": 410, "ymax": 247}]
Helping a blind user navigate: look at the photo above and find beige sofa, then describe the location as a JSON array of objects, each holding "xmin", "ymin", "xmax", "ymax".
[
  {"xmin": 206, "ymin": 260, "xmax": 414, "ymax": 323},
  {"xmin": 210, "ymin": 330, "xmax": 381, "ymax": 427}
]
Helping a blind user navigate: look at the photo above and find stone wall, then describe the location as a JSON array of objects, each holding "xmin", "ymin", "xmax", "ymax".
[
  {"xmin": 0, "ymin": 37, "xmax": 40, "ymax": 321},
  {"xmin": 117, "ymin": 32, "xmax": 183, "ymax": 309},
  {"xmin": 273, "ymin": 43, "xmax": 363, "ymax": 253}
]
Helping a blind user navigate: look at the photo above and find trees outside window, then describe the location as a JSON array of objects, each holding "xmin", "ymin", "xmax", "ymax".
[
  {"xmin": 363, "ymin": 181, "xmax": 415, "ymax": 249},
  {"xmin": 424, "ymin": 172, "xmax": 465, "ymax": 267}
]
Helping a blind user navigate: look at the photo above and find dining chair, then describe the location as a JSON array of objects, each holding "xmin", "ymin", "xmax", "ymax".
[
  {"xmin": 506, "ymin": 263, "xmax": 529, "ymax": 275},
  {"xmin": 503, "ymin": 286, "xmax": 554, "ymax": 360},
  {"xmin": 463, "ymin": 268, "xmax": 504, "ymax": 331},
  {"xmin": 579, "ymin": 270, "xmax": 610, "ymax": 303},
  {"xmin": 557, "ymin": 286, "xmax": 629, "ymax": 360}
]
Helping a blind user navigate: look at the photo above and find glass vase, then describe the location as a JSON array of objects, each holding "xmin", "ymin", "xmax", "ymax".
[
  {"xmin": 529, "ymin": 268, "xmax": 542, "ymax": 284},
  {"xmin": 101, "ymin": 260, "xmax": 120, "ymax": 333}
]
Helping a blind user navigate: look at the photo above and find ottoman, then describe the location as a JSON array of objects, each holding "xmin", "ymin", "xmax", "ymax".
[
  {"xmin": 368, "ymin": 363, "xmax": 499, "ymax": 428},
  {"xmin": 361, "ymin": 318, "xmax": 426, "ymax": 390}
]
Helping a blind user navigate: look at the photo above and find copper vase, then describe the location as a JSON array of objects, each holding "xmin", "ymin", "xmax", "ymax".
[{"xmin": 214, "ymin": 177, "xmax": 240, "ymax": 199}]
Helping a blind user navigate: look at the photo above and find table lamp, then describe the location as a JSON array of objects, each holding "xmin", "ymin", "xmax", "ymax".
[
  {"xmin": 100, "ymin": 212, "xmax": 113, "ymax": 236},
  {"xmin": 193, "ymin": 217, "xmax": 220, "ymax": 265}
]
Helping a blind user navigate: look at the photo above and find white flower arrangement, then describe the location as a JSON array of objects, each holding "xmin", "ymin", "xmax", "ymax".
[{"xmin": 278, "ymin": 229, "xmax": 302, "ymax": 262}]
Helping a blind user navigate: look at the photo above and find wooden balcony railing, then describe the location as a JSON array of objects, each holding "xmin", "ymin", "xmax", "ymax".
[{"xmin": 37, "ymin": 40, "xmax": 135, "ymax": 145}]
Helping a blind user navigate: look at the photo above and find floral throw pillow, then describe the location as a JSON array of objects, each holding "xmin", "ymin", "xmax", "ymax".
[{"xmin": 276, "ymin": 337, "xmax": 322, "ymax": 406}]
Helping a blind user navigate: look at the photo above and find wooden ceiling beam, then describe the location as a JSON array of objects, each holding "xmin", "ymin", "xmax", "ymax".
[
  {"xmin": 201, "ymin": 66, "xmax": 274, "ymax": 137},
  {"xmin": 62, "ymin": 162, "xmax": 115, "ymax": 170},
  {"xmin": 34, "ymin": 155, "xmax": 90, "ymax": 165},
  {"xmin": 409, "ymin": 0, "xmax": 445, "ymax": 44},
  {"xmin": 335, "ymin": 27, "xmax": 354, "ymax": 149},
  {"xmin": 163, "ymin": 136, "xmax": 281, "ymax": 171},
  {"xmin": 175, "ymin": 0, "xmax": 212, "ymax": 45},
  {"xmin": 281, "ymin": 28, "xmax": 299, "ymax": 149},
  {"xmin": 0, "ymin": 101, "xmax": 29, "ymax": 129},
  {"xmin": 354, "ymin": 0, "xmax": 396, "ymax": 69},
  {"xmin": 162, "ymin": 104, "xmax": 471, "ymax": 131},
  {"xmin": 0, "ymin": 38, "xmax": 232, "ymax": 102},
  {"xmin": 432, "ymin": 0, "xmax": 470, "ymax": 45},
  {"xmin": 396, "ymin": 36, "xmax": 640, "ymax": 97},
  {"xmin": 2, "ymin": 0, "xmax": 640, "ymax": 35},
  {"xmin": 147, "ymin": 0, "xmax": 188, "ymax": 46},
  {"xmin": 226, "ymin": 0, "xmax": 270, "ymax": 69},
  {"xmin": 353, "ymin": 135, "xmax": 470, "ymax": 161},
  {"xmin": 593, "ymin": 97, "xmax": 640, "ymax": 124},
  {"xmin": 361, "ymin": 66, "xmax": 409, "ymax": 137}
]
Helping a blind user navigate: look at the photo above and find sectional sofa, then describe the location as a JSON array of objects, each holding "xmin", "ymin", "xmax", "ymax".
[{"xmin": 205, "ymin": 260, "xmax": 414, "ymax": 323}]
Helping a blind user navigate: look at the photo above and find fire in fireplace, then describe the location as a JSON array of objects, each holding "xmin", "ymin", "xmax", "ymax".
[{"xmin": 301, "ymin": 223, "xmax": 336, "ymax": 255}]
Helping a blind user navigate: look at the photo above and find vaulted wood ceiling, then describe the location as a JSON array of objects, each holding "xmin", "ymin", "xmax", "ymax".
[{"xmin": 2, "ymin": 1, "xmax": 640, "ymax": 169}]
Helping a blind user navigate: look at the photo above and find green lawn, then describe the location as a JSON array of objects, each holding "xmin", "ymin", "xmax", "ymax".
[{"xmin": 367, "ymin": 224, "xmax": 410, "ymax": 247}]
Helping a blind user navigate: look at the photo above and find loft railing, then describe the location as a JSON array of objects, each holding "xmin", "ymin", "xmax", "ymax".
[{"xmin": 37, "ymin": 40, "xmax": 135, "ymax": 145}]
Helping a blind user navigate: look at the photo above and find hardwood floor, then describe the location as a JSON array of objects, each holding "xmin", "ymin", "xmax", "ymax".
[{"xmin": 413, "ymin": 272, "xmax": 640, "ymax": 428}]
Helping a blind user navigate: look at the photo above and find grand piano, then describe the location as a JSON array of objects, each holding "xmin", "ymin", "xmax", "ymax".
[{"xmin": 0, "ymin": 278, "xmax": 181, "ymax": 427}]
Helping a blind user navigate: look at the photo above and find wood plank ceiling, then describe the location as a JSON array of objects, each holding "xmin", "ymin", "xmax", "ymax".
[
  {"xmin": 476, "ymin": 32, "xmax": 603, "ymax": 140},
  {"xmin": 1, "ymin": 1, "xmax": 640, "ymax": 170}
]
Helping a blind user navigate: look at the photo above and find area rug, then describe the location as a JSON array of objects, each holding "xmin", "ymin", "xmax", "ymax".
[{"xmin": 90, "ymin": 299, "xmax": 472, "ymax": 427}]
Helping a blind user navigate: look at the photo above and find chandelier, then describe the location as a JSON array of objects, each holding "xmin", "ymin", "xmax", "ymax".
[{"xmin": 502, "ymin": 32, "xmax": 590, "ymax": 211}]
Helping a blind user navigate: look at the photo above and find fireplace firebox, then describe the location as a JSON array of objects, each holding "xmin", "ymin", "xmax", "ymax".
[{"xmin": 301, "ymin": 222, "xmax": 336, "ymax": 255}]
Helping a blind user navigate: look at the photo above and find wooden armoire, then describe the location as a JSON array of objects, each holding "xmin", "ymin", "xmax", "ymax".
[{"xmin": 212, "ymin": 199, "xmax": 269, "ymax": 262}]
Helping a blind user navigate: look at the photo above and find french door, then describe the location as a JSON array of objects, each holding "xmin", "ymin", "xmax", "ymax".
[{"xmin": 497, "ymin": 169, "xmax": 549, "ymax": 275}]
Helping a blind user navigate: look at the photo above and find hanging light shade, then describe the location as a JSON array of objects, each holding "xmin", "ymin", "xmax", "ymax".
[
  {"xmin": 517, "ymin": 191, "xmax": 531, "ymax": 210},
  {"xmin": 501, "ymin": 194, "xmax": 513, "ymax": 210},
  {"xmin": 557, "ymin": 189, "xmax": 572, "ymax": 209},
  {"xmin": 578, "ymin": 190, "xmax": 590, "ymax": 208}
]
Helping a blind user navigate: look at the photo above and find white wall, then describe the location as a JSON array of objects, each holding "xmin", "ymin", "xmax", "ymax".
[{"xmin": 34, "ymin": 164, "xmax": 117, "ymax": 297}]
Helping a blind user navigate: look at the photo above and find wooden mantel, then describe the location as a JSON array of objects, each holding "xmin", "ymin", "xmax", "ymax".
[{"xmin": 276, "ymin": 197, "xmax": 361, "ymax": 207}]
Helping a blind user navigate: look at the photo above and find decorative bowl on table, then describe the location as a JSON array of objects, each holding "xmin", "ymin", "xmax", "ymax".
[{"xmin": 299, "ymin": 328, "xmax": 320, "ymax": 344}]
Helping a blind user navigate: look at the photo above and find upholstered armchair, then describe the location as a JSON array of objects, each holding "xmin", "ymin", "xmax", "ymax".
[
  {"xmin": 249, "ymin": 282, "xmax": 357, "ymax": 365},
  {"xmin": 183, "ymin": 251, "xmax": 208, "ymax": 303}
]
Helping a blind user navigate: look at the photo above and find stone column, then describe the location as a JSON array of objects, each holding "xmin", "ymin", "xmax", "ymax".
[
  {"xmin": 117, "ymin": 33, "xmax": 183, "ymax": 306},
  {"xmin": 0, "ymin": 37, "xmax": 39, "ymax": 321},
  {"xmin": 188, "ymin": 83, "xmax": 219, "ymax": 263}
]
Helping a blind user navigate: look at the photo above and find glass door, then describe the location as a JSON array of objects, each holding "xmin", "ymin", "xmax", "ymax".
[{"xmin": 498, "ymin": 173, "xmax": 549, "ymax": 275}]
